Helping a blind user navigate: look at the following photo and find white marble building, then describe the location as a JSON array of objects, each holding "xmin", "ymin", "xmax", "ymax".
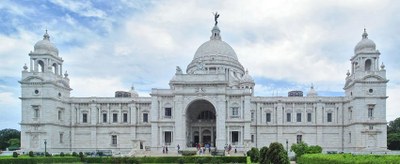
[{"xmin": 20, "ymin": 19, "xmax": 388, "ymax": 154}]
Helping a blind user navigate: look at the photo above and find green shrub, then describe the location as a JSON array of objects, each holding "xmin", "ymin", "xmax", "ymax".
[
  {"xmin": 306, "ymin": 145, "xmax": 322, "ymax": 154},
  {"xmin": 297, "ymin": 154, "xmax": 400, "ymax": 164},
  {"xmin": 60, "ymin": 152, "xmax": 64, "ymax": 157},
  {"xmin": 45, "ymin": 152, "xmax": 51, "ymax": 157},
  {"xmin": 181, "ymin": 150, "xmax": 197, "ymax": 156},
  {"xmin": 290, "ymin": 142, "xmax": 308, "ymax": 159},
  {"xmin": 12, "ymin": 152, "xmax": 18, "ymax": 158},
  {"xmin": 266, "ymin": 142, "xmax": 289, "ymax": 164},
  {"xmin": 79, "ymin": 152, "xmax": 84, "ymax": 161},
  {"xmin": 72, "ymin": 152, "xmax": 77, "ymax": 156},
  {"xmin": 259, "ymin": 146, "xmax": 269, "ymax": 164},
  {"xmin": 246, "ymin": 147, "xmax": 259, "ymax": 162},
  {"xmin": 28, "ymin": 151, "xmax": 34, "ymax": 157}
]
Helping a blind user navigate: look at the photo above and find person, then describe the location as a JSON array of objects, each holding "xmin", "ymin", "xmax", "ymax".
[
  {"xmin": 166, "ymin": 146, "xmax": 168, "ymax": 154},
  {"xmin": 228, "ymin": 144, "xmax": 232, "ymax": 154},
  {"xmin": 234, "ymin": 146, "xmax": 237, "ymax": 153},
  {"xmin": 162, "ymin": 146, "xmax": 165, "ymax": 154},
  {"xmin": 177, "ymin": 144, "xmax": 180, "ymax": 152}
]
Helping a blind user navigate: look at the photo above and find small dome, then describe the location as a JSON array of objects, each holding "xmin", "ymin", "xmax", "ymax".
[
  {"xmin": 129, "ymin": 85, "xmax": 139, "ymax": 97},
  {"xmin": 193, "ymin": 25, "xmax": 238, "ymax": 60},
  {"xmin": 354, "ymin": 29, "xmax": 376, "ymax": 54},
  {"xmin": 34, "ymin": 30, "xmax": 59, "ymax": 56},
  {"xmin": 240, "ymin": 70, "xmax": 254, "ymax": 83},
  {"xmin": 307, "ymin": 84, "xmax": 318, "ymax": 97}
]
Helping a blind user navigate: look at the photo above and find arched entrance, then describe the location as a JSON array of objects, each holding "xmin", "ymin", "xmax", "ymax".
[{"xmin": 186, "ymin": 100, "xmax": 216, "ymax": 147}]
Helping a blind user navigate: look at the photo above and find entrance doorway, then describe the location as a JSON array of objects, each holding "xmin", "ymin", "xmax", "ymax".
[{"xmin": 186, "ymin": 100, "xmax": 216, "ymax": 147}]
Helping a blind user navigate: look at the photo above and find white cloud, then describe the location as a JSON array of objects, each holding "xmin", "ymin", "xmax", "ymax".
[
  {"xmin": 387, "ymin": 83, "xmax": 400, "ymax": 122},
  {"xmin": 50, "ymin": 0, "xmax": 106, "ymax": 18},
  {"xmin": 70, "ymin": 77, "xmax": 125, "ymax": 97}
]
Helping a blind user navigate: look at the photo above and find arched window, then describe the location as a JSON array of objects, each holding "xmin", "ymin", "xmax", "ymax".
[
  {"xmin": 52, "ymin": 63, "xmax": 58, "ymax": 74},
  {"xmin": 38, "ymin": 60, "xmax": 44, "ymax": 72},
  {"xmin": 365, "ymin": 59, "xmax": 372, "ymax": 71}
]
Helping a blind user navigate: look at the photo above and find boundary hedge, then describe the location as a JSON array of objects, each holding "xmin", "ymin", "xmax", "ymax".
[
  {"xmin": 297, "ymin": 154, "xmax": 400, "ymax": 164},
  {"xmin": 0, "ymin": 155, "xmax": 246, "ymax": 164}
]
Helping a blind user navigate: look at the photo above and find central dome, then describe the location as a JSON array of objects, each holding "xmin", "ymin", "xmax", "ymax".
[
  {"xmin": 194, "ymin": 39, "xmax": 238, "ymax": 60},
  {"xmin": 194, "ymin": 26, "xmax": 238, "ymax": 60},
  {"xmin": 186, "ymin": 23, "xmax": 244, "ymax": 75}
]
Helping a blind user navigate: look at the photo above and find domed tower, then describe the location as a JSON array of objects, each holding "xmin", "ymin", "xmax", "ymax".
[
  {"xmin": 343, "ymin": 29, "xmax": 388, "ymax": 151},
  {"xmin": 186, "ymin": 19, "xmax": 245, "ymax": 87},
  {"xmin": 20, "ymin": 31, "xmax": 72, "ymax": 152}
]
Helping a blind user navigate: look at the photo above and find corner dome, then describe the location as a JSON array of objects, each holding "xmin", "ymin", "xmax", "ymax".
[
  {"xmin": 193, "ymin": 25, "xmax": 238, "ymax": 60},
  {"xmin": 354, "ymin": 29, "xmax": 376, "ymax": 54},
  {"xmin": 34, "ymin": 31, "xmax": 59, "ymax": 56},
  {"xmin": 240, "ymin": 70, "xmax": 254, "ymax": 83}
]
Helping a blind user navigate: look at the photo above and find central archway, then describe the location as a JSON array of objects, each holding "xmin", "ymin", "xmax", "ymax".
[{"xmin": 186, "ymin": 99, "xmax": 216, "ymax": 147}]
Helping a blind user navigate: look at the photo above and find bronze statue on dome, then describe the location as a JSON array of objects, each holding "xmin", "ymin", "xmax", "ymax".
[{"xmin": 213, "ymin": 12, "xmax": 220, "ymax": 25}]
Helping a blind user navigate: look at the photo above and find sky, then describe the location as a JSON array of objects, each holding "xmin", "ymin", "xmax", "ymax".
[{"xmin": 0, "ymin": 0, "xmax": 399, "ymax": 130}]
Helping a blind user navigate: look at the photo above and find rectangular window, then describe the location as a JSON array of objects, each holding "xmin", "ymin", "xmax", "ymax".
[
  {"xmin": 251, "ymin": 134, "xmax": 254, "ymax": 143},
  {"xmin": 296, "ymin": 135, "xmax": 302, "ymax": 144},
  {"xmin": 102, "ymin": 113, "xmax": 107, "ymax": 123},
  {"xmin": 286, "ymin": 113, "xmax": 291, "ymax": 122},
  {"xmin": 231, "ymin": 107, "xmax": 239, "ymax": 117},
  {"xmin": 327, "ymin": 113, "xmax": 332, "ymax": 122},
  {"xmin": 349, "ymin": 132, "xmax": 352, "ymax": 143},
  {"xmin": 307, "ymin": 113, "xmax": 312, "ymax": 122},
  {"xmin": 82, "ymin": 113, "xmax": 88, "ymax": 123},
  {"xmin": 113, "ymin": 113, "xmax": 118, "ymax": 123},
  {"xmin": 58, "ymin": 110, "xmax": 62, "ymax": 120},
  {"xmin": 123, "ymin": 113, "xmax": 128, "ymax": 123},
  {"xmin": 143, "ymin": 113, "xmax": 148, "ymax": 123},
  {"xmin": 231, "ymin": 131, "xmax": 239, "ymax": 144},
  {"xmin": 368, "ymin": 106, "xmax": 374, "ymax": 118},
  {"xmin": 350, "ymin": 110, "xmax": 353, "ymax": 120},
  {"xmin": 369, "ymin": 125, "xmax": 374, "ymax": 130},
  {"xmin": 266, "ymin": 113, "xmax": 271, "ymax": 122},
  {"xmin": 296, "ymin": 113, "xmax": 302, "ymax": 122},
  {"xmin": 165, "ymin": 108, "xmax": 172, "ymax": 118},
  {"xmin": 111, "ymin": 135, "xmax": 117, "ymax": 145},
  {"xmin": 33, "ymin": 106, "xmax": 40, "ymax": 118},
  {"xmin": 164, "ymin": 131, "xmax": 172, "ymax": 144},
  {"xmin": 251, "ymin": 112, "xmax": 254, "ymax": 121},
  {"xmin": 59, "ymin": 133, "xmax": 63, "ymax": 143}
]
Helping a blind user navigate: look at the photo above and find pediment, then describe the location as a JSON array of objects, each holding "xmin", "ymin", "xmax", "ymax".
[
  {"xmin": 56, "ymin": 80, "xmax": 70, "ymax": 88},
  {"xmin": 362, "ymin": 75, "xmax": 384, "ymax": 81},
  {"xmin": 21, "ymin": 76, "xmax": 44, "ymax": 83}
]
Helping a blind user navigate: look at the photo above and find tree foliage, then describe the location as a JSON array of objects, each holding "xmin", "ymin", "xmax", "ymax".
[
  {"xmin": 246, "ymin": 147, "xmax": 259, "ymax": 162},
  {"xmin": 388, "ymin": 117, "xmax": 400, "ymax": 150},
  {"xmin": 291, "ymin": 142, "xmax": 308, "ymax": 158},
  {"xmin": 259, "ymin": 146, "xmax": 269, "ymax": 164},
  {"xmin": 291, "ymin": 142, "xmax": 322, "ymax": 161},
  {"xmin": 0, "ymin": 128, "xmax": 20, "ymax": 150},
  {"xmin": 266, "ymin": 142, "xmax": 290, "ymax": 164}
]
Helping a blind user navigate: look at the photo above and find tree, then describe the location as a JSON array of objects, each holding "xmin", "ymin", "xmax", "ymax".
[
  {"xmin": 259, "ymin": 146, "xmax": 269, "ymax": 164},
  {"xmin": 290, "ymin": 142, "xmax": 308, "ymax": 159},
  {"xmin": 388, "ymin": 117, "xmax": 400, "ymax": 150},
  {"xmin": 0, "ymin": 129, "xmax": 20, "ymax": 150},
  {"xmin": 266, "ymin": 142, "xmax": 290, "ymax": 164},
  {"xmin": 246, "ymin": 147, "xmax": 260, "ymax": 162},
  {"xmin": 388, "ymin": 117, "xmax": 400, "ymax": 133}
]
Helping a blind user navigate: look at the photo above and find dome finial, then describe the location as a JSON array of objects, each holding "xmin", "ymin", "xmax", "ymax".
[
  {"xmin": 210, "ymin": 12, "xmax": 221, "ymax": 40},
  {"xmin": 213, "ymin": 12, "xmax": 220, "ymax": 26},
  {"xmin": 362, "ymin": 28, "xmax": 368, "ymax": 39},
  {"xmin": 43, "ymin": 29, "xmax": 50, "ymax": 40}
]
